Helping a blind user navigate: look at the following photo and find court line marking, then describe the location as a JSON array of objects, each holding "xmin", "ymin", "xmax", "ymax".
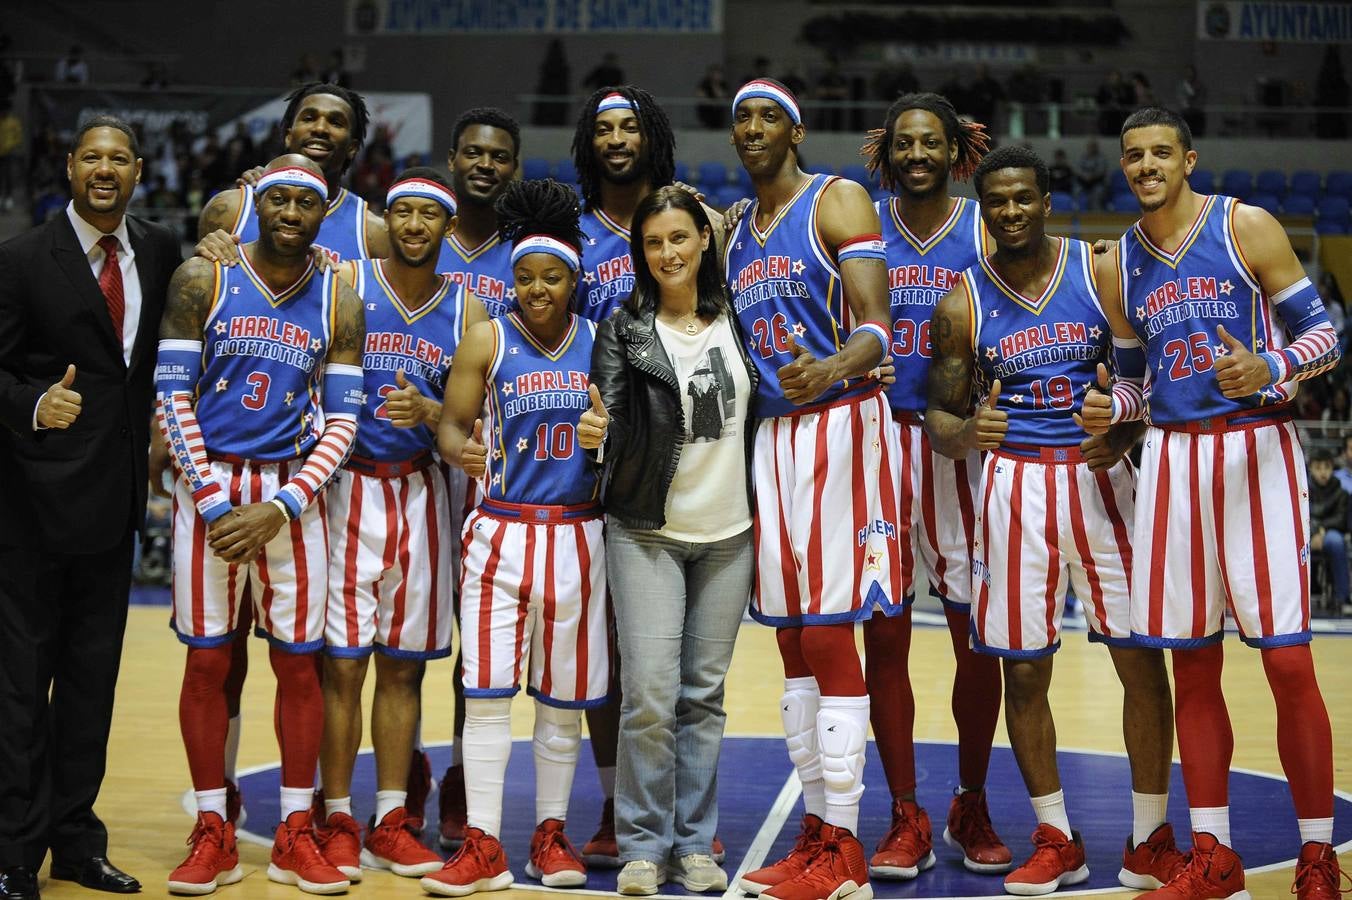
[{"xmin": 721, "ymin": 772, "xmax": 802, "ymax": 900}]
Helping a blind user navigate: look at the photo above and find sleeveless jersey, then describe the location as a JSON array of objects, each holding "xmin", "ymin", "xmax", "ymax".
[
  {"xmin": 350, "ymin": 259, "xmax": 469, "ymax": 462},
  {"xmin": 726, "ymin": 174, "xmax": 873, "ymax": 418},
  {"xmin": 196, "ymin": 255, "xmax": 337, "ymax": 459},
  {"xmin": 1119, "ymin": 194, "xmax": 1294, "ymax": 424},
  {"xmin": 967, "ymin": 238, "xmax": 1112, "ymax": 447},
  {"xmin": 578, "ymin": 208, "xmax": 633, "ymax": 322},
  {"xmin": 877, "ymin": 195, "xmax": 989, "ymax": 412},
  {"xmin": 232, "ymin": 184, "xmax": 371, "ymax": 262},
  {"xmin": 483, "ymin": 313, "xmax": 599, "ymax": 507},
  {"xmin": 436, "ymin": 232, "xmax": 515, "ymax": 318}
]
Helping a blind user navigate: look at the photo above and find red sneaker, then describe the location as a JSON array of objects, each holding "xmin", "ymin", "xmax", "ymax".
[
  {"xmin": 582, "ymin": 797, "xmax": 620, "ymax": 868},
  {"xmin": 1294, "ymin": 841, "xmax": 1351, "ymax": 900},
  {"xmin": 406, "ymin": 749, "xmax": 435, "ymax": 830},
  {"xmin": 739, "ymin": 814, "xmax": 825, "ymax": 896},
  {"xmin": 713, "ymin": 835, "xmax": 727, "ymax": 865},
  {"xmin": 313, "ymin": 811, "xmax": 363, "ymax": 882},
  {"xmin": 944, "ymin": 788, "xmax": 1013, "ymax": 874},
  {"xmin": 1004, "ymin": 824, "xmax": 1089, "ymax": 896},
  {"xmin": 869, "ymin": 799, "xmax": 935, "ymax": 880},
  {"xmin": 525, "ymin": 818, "xmax": 587, "ymax": 888},
  {"xmin": 1119, "ymin": 823, "xmax": 1187, "ymax": 890},
  {"xmin": 1138, "ymin": 832, "xmax": 1248, "ymax": 899},
  {"xmin": 420, "ymin": 827, "xmax": 514, "ymax": 897},
  {"xmin": 168, "ymin": 812, "xmax": 244, "ymax": 895},
  {"xmin": 362, "ymin": 807, "xmax": 443, "ymax": 877},
  {"xmin": 268, "ymin": 810, "xmax": 351, "ymax": 895},
  {"xmin": 439, "ymin": 764, "xmax": 468, "ymax": 850},
  {"xmin": 224, "ymin": 779, "xmax": 244, "ymax": 829},
  {"xmin": 762, "ymin": 823, "xmax": 871, "ymax": 900}
]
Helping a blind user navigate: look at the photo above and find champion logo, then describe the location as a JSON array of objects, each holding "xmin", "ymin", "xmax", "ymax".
[
  {"xmin": 230, "ymin": 286, "xmax": 240, "ymax": 294},
  {"xmin": 367, "ymin": 303, "xmax": 376, "ymax": 310},
  {"xmin": 1133, "ymin": 267, "xmax": 1143, "ymax": 276}
]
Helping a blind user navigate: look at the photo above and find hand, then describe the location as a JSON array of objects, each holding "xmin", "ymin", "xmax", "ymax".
[
  {"xmin": 36, "ymin": 364, "xmax": 81, "ymax": 429},
  {"xmin": 1091, "ymin": 238, "xmax": 1116, "ymax": 255},
  {"xmin": 671, "ymin": 181, "xmax": 707, "ymax": 203},
  {"xmin": 235, "ymin": 166, "xmax": 266, "ymax": 188},
  {"xmin": 872, "ymin": 354, "xmax": 896, "ymax": 387},
  {"xmin": 149, "ymin": 426, "xmax": 173, "ymax": 498},
  {"xmin": 578, "ymin": 384, "xmax": 609, "ymax": 450},
  {"xmin": 385, "ymin": 369, "xmax": 431, "ymax": 428},
  {"xmin": 1213, "ymin": 324, "xmax": 1271, "ymax": 398},
  {"xmin": 194, "ymin": 229, "xmax": 242, "ymax": 266},
  {"xmin": 461, "ymin": 418, "xmax": 488, "ymax": 478},
  {"xmin": 311, "ymin": 245, "xmax": 340, "ymax": 272},
  {"xmin": 1079, "ymin": 427, "xmax": 1136, "ymax": 472},
  {"xmin": 1073, "ymin": 362, "xmax": 1113, "ymax": 436},
  {"xmin": 963, "ymin": 379, "xmax": 1008, "ymax": 450},
  {"xmin": 206, "ymin": 501, "xmax": 287, "ymax": 564},
  {"xmin": 1312, "ymin": 528, "xmax": 1326, "ymax": 551},
  {"xmin": 723, "ymin": 198, "xmax": 751, "ymax": 234},
  {"xmin": 776, "ymin": 337, "xmax": 838, "ymax": 405}
]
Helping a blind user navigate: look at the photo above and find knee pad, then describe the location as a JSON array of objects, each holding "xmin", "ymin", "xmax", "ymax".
[
  {"xmin": 466, "ymin": 696, "xmax": 514, "ymax": 725},
  {"xmin": 533, "ymin": 704, "xmax": 582, "ymax": 762},
  {"xmin": 817, "ymin": 706, "xmax": 868, "ymax": 797},
  {"xmin": 780, "ymin": 684, "xmax": 821, "ymax": 778}
]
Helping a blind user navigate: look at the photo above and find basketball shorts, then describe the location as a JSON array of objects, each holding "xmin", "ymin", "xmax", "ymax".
[
  {"xmin": 1131, "ymin": 418, "xmax": 1311, "ymax": 649},
  {"xmin": 971, "ymin": 447, "xmax": 1136, "ymax": 657},
  {"xmin": 171, "ymin": 457, "xmax": 328, "ymax": 652},
  {"xmin": 458, "ymin": 501, "xmax": 611, "ymax": 708},
  {"xmin": 325, "ymin": 456, "xmax": 454, "ymax": 660},
  {"xmin": 752, "ymin": 389, "xmax": 902, "ymax": 626}
]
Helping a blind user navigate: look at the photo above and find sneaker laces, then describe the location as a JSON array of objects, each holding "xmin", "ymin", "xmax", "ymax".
[
  {"xmin": 182, "ymin": 818, "xmax": 225, "ymax": 862},
  {"xmin": 1023, "ymin": 826, "xmax": 1072, "ymax": 867},
  {"xmin": 538, "ymin": 827, "xmax": 583, "ymax": 864},
  {"xmin": 954, "ymin": 793, "xmax": 1001, "ymax": 847},
  {"xmin": 447, "ymin": 834, "xmax": 494, "ymax": 871},
  {"xmin": 682, "ymin": 854, "xmax": 717, "ymax": 871},
  {"xmin": 286, "ymin": 826, "xmax": 333, "ymax": 870},
  {"xmin": 1292, "ymin": 855, "xmax": 1352, "ymax": 896},
  {"xmin": 878, "ymin": 804, "xmax": 924, "ymax": 852},
  {"xmin": 1159, "ymin": 850, "xmax": 1226, "ymax": 896}
]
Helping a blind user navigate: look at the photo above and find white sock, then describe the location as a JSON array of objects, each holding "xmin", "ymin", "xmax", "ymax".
[
  {"xmin": 376, "ymin": 789, "xmax": 407, "ymax": 823},
  {"xmin": 281, "ymin": 786, "xmax": 315, "ymax": 820},
  {"xmin": 596, "ymin": 765, "xmax": 616, "ymax": 801},
  {"xmin": 781, "ymin": 677, "xmax": 827, "ymax": 819},
  {"xmin": 196, "ymin": 788, "xmax": 228, "ymax": 820},
  {"xmin": 1030, "ymin": 790, "xmax": 1072, "ymax": 839},
  {"xmin": 324, "ymin": 795, "xmax": 352, "ymax": 819},
  {"xmin": 1132, "ymin": 791, "xmax": 1169, "ymax": 846},
  {"xmin": 1189, "ymin": 806, "xmax": 1231, "ymax": 846},
  {"xmin": 224, "ymin": 716, "xmax": 241, "ymax": 783},
  {"xmin": 817, "ymin": 694, "xmax": 870, "ymax": 835},
  {"xmin": 1298, "ymin": 817, "xmax": 1334, "ymax": 845},
  {"xmin": 464, "ymin": 698, "xmax": 513, "ymax": 837},
  {"xmin": 534, "ymin": 701, "xmax": 582, "ymax": 823}
]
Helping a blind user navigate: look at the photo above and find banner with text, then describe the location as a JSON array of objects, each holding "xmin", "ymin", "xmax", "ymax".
[
  {"xmin": 347, "ymin": 0, "xmax": 722, "ymax": 33},
  {"xmin": 1198, "ymin": 1, "xmax": 1352, "ymax": 41}
]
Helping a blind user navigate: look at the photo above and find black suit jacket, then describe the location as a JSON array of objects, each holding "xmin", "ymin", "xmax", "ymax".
[{"xmin": 0, "ymin": 211, "xmax": 181, "ymax": 552}]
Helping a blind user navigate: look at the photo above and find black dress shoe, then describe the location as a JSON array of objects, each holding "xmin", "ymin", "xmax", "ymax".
[
  {"xmin": 48, "ymin": 857, "xmax": 139, "ymax": 894},
  {"xmin": 0, "ymin": 866, "xmax": 39, "ymax": 900}
]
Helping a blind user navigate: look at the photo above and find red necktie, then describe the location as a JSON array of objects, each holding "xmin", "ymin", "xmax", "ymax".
[{"xmin": 97, "ymin": 234, "xmax": 125, "ymax": 345}]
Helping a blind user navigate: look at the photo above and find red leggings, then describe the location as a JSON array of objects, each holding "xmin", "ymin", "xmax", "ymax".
[{"xmin": 776, "ymin": 623, "xmax": 865, "ymax": 696}]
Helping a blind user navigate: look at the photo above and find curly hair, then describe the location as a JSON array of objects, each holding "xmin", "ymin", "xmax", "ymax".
[
  {"xmin": 861, "ymin": 92, "xmax": 990, "ymax": 189},
  {"xmin": 570, "ymin": 85, "xmax": 676, "ymax": 212},
  {"xmin": 972, "ymin": 144, "xmax": 1050, "ymax": 198},
  {"xmin": 495, "ymin": 178, "xmax": 584, "ymax": 250},
  {"xmin": 281, "ymin": 82, "xmax": 370, "ymax": 174}
]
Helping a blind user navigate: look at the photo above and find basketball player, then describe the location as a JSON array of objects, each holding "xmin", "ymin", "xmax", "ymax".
[
  {"xmin": 926, "ymin": 145, "xmax": 1180, "ymax": 896},
  {"xmin": 422, "ymin": 179, "xmax": 607, "ymax": 897},
  {"xmin": 857, "ymin": 92, "xmax": 1009, "ymax": 879},
  {"xmin": 157, "ymin": 155, "xmax": 364, "ymax": 895},
  {"xmin": 726, "ymin": 79, "xmax": 896, "ymax": 900},
  {"xmin": 312, "ymin": 168, "xmax": 487, "ymax": 883},
  {"xmin": 1087, "ymin": 106, "xmax": 1343, "ymax": 900}
]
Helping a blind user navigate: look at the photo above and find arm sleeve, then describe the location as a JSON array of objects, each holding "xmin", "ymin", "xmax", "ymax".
[
  {"xmin": 155, "ymin": 339, "xmax": 232, "ymax": 522},
  {"xmin": 1259, "ymin": 277, "xmax": 1341, "ymax": 384},
  {"xmin": 1109, "ymin": 334, "xmax": 1146, "ymax": 424},
  {"xmin": 273, "ymin": 363, "xmax": 363, "ymax": 519}
]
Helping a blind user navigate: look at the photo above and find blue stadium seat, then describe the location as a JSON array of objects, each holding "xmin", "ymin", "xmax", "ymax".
[
  {"xmin": 1317, "ymin": 196, "xmax": 1350, "ymax": 226},
  {"xmin": 713, "ymin": 185, "xmax": 748, "ymax": 211},
  {"xmin": 522, "ymin": 158, "xmax": 551, "ymax": 180},
  {"xmin": 1109, "ymin": 170, "xmax": 1129, "ymax": 195},
  {"xmin": 1326, "ymin": 170, "xmax": 1352, "ymax": 201},
  {"xmin": 1283, "ymin": 193, "xmax": 1317, "ymax": 215},
  {"xmin": 805, "ymin": 162, "xmax": 835, "ymax": 176},
  {"xmin": 1248, "ymin": 193, "xmax": 1281, "ymax": 215},
  {"xmin": 1190, "ymin": 168, "xmax": 1215, "ymax": 192},
  {"xmin": 1255, "ymin": 170, "xmax": 1287, "ymax": 198},
  {"xmin": 839, "ymin": 164, "xmax": 873, "ymax": 186},
  {"xmin": 1050, "ymin": 191, "xmax": 1078, "ymax": 214},
  {"xmin": 1107, "ymin": 191, "xmax": 1138, "ymax": 212},
  {"xmin": 1289, "ymin": 170, "xmax": 1323, "ymax": 199},
  {"xmin": 696, "ymin": 161, "xmax": 728, "ymax": 188},
  {"xmin": 672, "ymin": 162, "xmax": 690, "ymax": 185},
  {"xmin": 554, "ymin": 159, "xmax": 578, "ymax": 184},
  {"xmin": 1315, "ymin": 219, "xmax": 1349, "ymax": 235},
  {"xmin": 1220, "ymin": 169, "xmax": 1253, "ymax": 199},
  {"xmin": 870, "ymin": 187, "xmax": 891, "ymax": 205},
  {"xmin": 734, "ymin": 167, "xmax": 754, "ymax": 192}
]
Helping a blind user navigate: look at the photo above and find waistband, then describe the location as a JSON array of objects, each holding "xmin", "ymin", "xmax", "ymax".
[
  {"xmin": 994, "ymin": 443, "xmax": 1085, "ymax": 464},
  {"xmin": 891, "ymin": 409, "xmax": 923, "ymax": 426},
  {"xmin": 776, "ymin": 382, "xmax": 882, "ymax": 419},
  {"xmin": 478, "ymin": 498, "xmax": 603, "ymax": 523},
  {"xmin": 343, "ymin": 452, "xmax": 435, "ymax": 478},
  {"xmin": 1152, "ymin": 406, "xmax": 1292, "ymax": 434},
  {"xmin": 207, "ymin": 452, "xmax": 302, "ymax": 467}
]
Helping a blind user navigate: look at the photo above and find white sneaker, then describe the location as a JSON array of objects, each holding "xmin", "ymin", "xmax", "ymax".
[
  {"xmin": 672, "ymin": 854, "xmax": 728, "ymax": 893},
  {"xmin": 617, "ymin": 860, "xmax": 666, "ymax": 896}
]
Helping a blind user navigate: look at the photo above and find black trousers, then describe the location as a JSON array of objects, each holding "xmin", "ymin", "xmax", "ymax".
[{"xmin": 0, "ymin": 531, "xmax": 133, "ymax": 869}]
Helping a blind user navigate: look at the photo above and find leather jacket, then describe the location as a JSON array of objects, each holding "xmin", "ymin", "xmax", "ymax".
[{"xmin": 589, "ymin": 303, "xmax": 759, "ymax": 531}]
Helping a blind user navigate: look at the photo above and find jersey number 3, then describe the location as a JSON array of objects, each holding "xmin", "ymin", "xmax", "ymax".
[{"xmin": 241, "ymin": 372, "xmax": 270, "ymax": 410}]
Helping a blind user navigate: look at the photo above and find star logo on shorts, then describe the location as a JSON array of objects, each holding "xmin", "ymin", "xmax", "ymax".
[
  {"xmin": 865, "ymin": 550, "xmax": 880, "ymax": 570},
  {"xmin": 311, "ymin": 337, "xmax": 322, "ymax": 352},
  {"xmin": 583, "ymin": 271, "xmax": 596, "ymax": 285},
  {"xmin": 501, "ymin": 381, "xmax": 514, "ymax": 395},
  {"xmin": 284, "ymin": 391, "xmax": 295, "ymax": 406},
  {"xmin": 516, "ymin": 437, "xmax": 528, "ymax": 453},
  {"xmin": 1136, "ymin": 305, "xmax": 1147, "ymax": 319},
  {"xmin": 792, "ymin": 322, "xmax": 806, "ymax": 338},
  {"xmin": 215, "ymin": 378, "xmax": 229, "ymax": 392},
  {"xmin": 1219, "ymin": 279, "xmax": 1235, "ymax": 296},
  {"xmin": 985, "ymin": 346, "xmax": 997, "ymax": 360},
  {"xmin": 213, "ymin": 320, "xmax": 227, "ymax": 335},
  {"xmin": 792, "ymin": 259, "xmax": 806, "ymax": 276},
  {"xmin": 1089, "ymin": 325, "xmax": 1103, "ymax": 339}
]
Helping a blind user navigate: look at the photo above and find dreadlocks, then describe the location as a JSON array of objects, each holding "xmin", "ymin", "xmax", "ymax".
[
  {"xmin": 862, "ymin": 92, "xmax": 990, "ymax": 190},
  {"xmin": 281, "ymin": 82, "xmax": 370, "ymax": 174},
  {"xmin": 495, "ymin": 178, "xmax": 584, "ymax": 250},
  {"xmin": 570, "ymin": 85, "xmax": 676, "ymax": 213}
]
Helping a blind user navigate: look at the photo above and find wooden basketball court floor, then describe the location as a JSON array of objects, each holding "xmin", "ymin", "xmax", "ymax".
[{"xmin": 37, "ymin": 603, "xmax": 1352, "ymax": 899}]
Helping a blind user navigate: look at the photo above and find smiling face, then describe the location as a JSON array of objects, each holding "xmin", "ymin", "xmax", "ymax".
[
  {"xmin": 977, "ymin": 167, "xmax": 1049, "ymax": 256},
  {"xmin": 641, "ymin": 207, "xmax": 710, "ymax": 297},
  {"xmin": 449, "ymin": 124, "xmax": 517, "ymax": 207},
  {"xmin": 513, "ymin": 253, "xmax": 577, "ymax": 331},
  {"xmin": 67, "ymin": 126, "xmax": 141, "ymax": 224},
  {"xmin": 888, "ymin": 108, "xmax": 955, "ymax": 200},
  {"xmin": 1120, "ymin": 123, "xmax": 1196, "ymax": 214},
  {"xmin": 385, "ymin": 197, "xmax": 453, "ymax": 267},
  {"xmin": 284, "ymin": 93, "xmax": 357, "ymax": 179},
  {"xmin": 592, "ymin": 108, "xmax": 646, "ymax": 185},
  {"xmin": 732, "ymin": 97, "xmax": 802, "ymax": 178},
  {"xmin": 255, "ymin": 184, "xmax": 325, "ymax": 258}
]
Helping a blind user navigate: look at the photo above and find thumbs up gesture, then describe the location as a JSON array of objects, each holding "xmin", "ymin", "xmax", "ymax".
[
  {"xmin": 461, "ymin": 418, "xmax": 488, "ymax": 478},
  {"xmin": 965, "ymin": 378, "xmax": 1008, "ymax": 450},
  {"xmin": 1213, "ymin": 324, "xmax": 1271, "ymax": 398},
  {"xmin": 578, "ymin": 383, "xmax": 609, "ymax": 450},
  {"xmin": 1074, "ymin": 362, "xmax": 1114, "ymax": 436},
  {"xmin": 777, "ymin": 335, "xmax": 835, "ymax": 406},
  {"xmin": 385, "ymin": 368, "xmax": 431, "ymax": 428},
  {"xmin": 36, "ymin": 364, "xmax": 82, "ymax": 430}
]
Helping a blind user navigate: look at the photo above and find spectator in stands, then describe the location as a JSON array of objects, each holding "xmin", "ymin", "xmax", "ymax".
[
  {"xmin": 813, "ymin": 56, "xmax": 850, "ymax": 132},
  {"xmin": 585, "ymin": 52, "xmax": 625, "ymax": 91},
  {"xmin": 1129, "ymin": 71, "xmax": 1156, "ymax": 106},
  {"xmin": 321, "ymin": 49, "xmax": 352, "ymax": 88},
  {"xmin": 0, "ymin": 102, "xmax": 20, "ymax": 212},
  {"xmin": 740, "ymin": 55, "xmax": 772, "ymax": 86},
  {"xmin": 291, "ymin": 53, "xmax": 320, "ymax": 86},
  {"xmin": 1095, "ymin": 69, "xmax": 1131, "ymax": 136},
  {"xmin": 1336, "ymin": 435, "xmax": 1352, "ymax": 493},
  {"xmin": 534, "ymin": 39, "xmax": 571, "ymax": 125},
  {"xmin": 1075, "ymin": 138, "xmax": 1107, "ymax": 209},
  {"xmin": 147, "ymin": 175, "xmax": 177, "ymax": 211},
  {"xmin": 1176, "ymin": 64, "xmax": 1207, "ymax": 137},
  {"xmin": 54, "ymin": 45, "xmax": 88, "ymax": 84},
  {"xmin": 1324, "ymin": 386, "xmax": 1350, "ymax": 428},
  {"xmin": 695, "ymin": 64, "xmax": 729, "ymax": 129},
  {"xmin": 1049, "ymin": 148, "xmax": 1074, "ymax": 196},
  {"xmin": 1315, "ymin": 45, "xmax": 1349, "ymax": 139},
  {"xmin": 966, "ymin": 64, "xmax": 1004, "ymax": 129},
  {"xmin": 1310, "ymin": 448, "xmax": 1351, "ymax": 611},
  {"xmin": 221, "ymin": 122, "xmax": 256, "ymax": 181},
  {"xmin": 872, "ymin": 62, "xmax": 918, "ymax": 104}
]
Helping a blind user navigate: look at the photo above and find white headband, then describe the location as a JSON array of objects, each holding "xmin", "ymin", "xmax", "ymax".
[
  {"xmin": 254, "ymin": 166, "xmax": 328, "ymax": 203},
  {"xmin": 732, "ymin": 80, "xmax": 802, "ymax": 125},
  {"xmin": 511, "ymin": 234, "xmax": 580, "ymax": 272},
  {"xmin": 596, "ymin": 92, "xmax": 637, "ymax": 115},
  {"xmin": 386, "ymin": 178, "xmax": 457, "ymax": 216}
]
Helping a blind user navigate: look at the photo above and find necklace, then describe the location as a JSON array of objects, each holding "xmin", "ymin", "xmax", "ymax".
[{"xmin": 662, "ymin": 307, "xmax": 701, "ymax": 335}]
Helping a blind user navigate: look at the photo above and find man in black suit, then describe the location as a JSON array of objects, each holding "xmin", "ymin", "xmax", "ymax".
[{"xmin": 0, "ymin": 114, "xmax": 182, "ymax": 900}]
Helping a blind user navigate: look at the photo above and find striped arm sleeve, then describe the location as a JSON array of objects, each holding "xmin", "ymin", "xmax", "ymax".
[
  {"xmin": 155, "ymin": 340, "xmax": 231, "ymax": 523},
  {"xmin": 1260, "ymin": 277, "xmax": 1341, "ymax": 384},
  {"xmin": 1110, "ymin": 334, "xmax": 1146, "ymax": 424},
  {"xmin": 274, "ymin": 363, "xmax": 363, "ymax": 518}
]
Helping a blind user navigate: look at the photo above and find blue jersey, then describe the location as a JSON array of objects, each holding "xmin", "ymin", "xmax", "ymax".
[
  {"xmin": 877, "ymin": 195, "xmax": 989, "ymax": 412},
  {"xmin": 726, "ymin": 174, "xmax": 874, "ymax": 418},
  {"xmin": 436, "ymin": 232, "xmax": 515, "ymax": 318},
  {"xmin": 196, "ymin": 255, "xmax": 337, "ymax": 459},
  {"xmin": 232, "ymin": 184, "xmax": 372, "ymax": 262},
  {"xmin": 578, "ymin": 208, "xmax": 633, "ymax": 322},
  {"xmin": 967, "ymin": 238, "xmax": 1111, "ymax": 448},
  {"xmin": 483, "ymin": 313, "xmax": 599, "ymax": 507},
  {"xmin": 350, "ymin": 259, "xmax": 469, "ymax": 462},
  {"xmin": 1120, "ymin": 195, "xmax": 1295, "ymax": 424}
]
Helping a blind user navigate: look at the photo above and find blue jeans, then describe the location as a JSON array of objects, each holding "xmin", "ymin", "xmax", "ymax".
[
  {"xmin": 607, "ymin": 520, "xmax": 752, "ymax": 863},
  {"xmin": 1324, "ymin": 529, "xmax": 1349, "ymax": 602}
]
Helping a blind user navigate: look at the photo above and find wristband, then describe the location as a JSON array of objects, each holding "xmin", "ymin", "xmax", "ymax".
[
  {"xmin": 269, "ymin": 497, "xmax": 293, "ymax": 522},
  {"xmin": 854, "ymin": 321, "xmax": 891, "ymax": 357}
]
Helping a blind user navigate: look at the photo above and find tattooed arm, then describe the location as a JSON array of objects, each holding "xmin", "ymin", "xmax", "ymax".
[{"xmin": 925, "ymin": 283, "xmax": 1006, "ymax": 458}]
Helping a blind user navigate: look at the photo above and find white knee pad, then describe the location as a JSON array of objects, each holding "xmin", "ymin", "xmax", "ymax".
[
  {"xmin": 817, "ymin": 706, "xmax": 867, "ymax": 800},
  {"xmin": 781, "ymin": 682, "xmax": 822, "ymax": 780},
  {"xmin": 466, "ymin": 696, "xmax": 513, "ymax": 725},
  {"xmin": 532, "ymin": 703, "xmax": 582, "ymax": 764}
]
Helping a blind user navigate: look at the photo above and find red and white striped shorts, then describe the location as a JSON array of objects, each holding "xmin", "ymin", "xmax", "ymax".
[
  {"xmin": 171, "ymin": 458, "xmax": 328, "ymax": 652},
  {"xmin": 972, "ymin": 447, "xmax": 1136, "ymax": 657},
  {"xmin": 458, "ymin": 502, "xmax": 611, "ymax": 708},
  {"xmin": 752, "ymin": 389, "xmax": 902, "ymax": 626},
  {"xmin": 325, "ymin": 458, "xmax": 454, "ymax": 659},
  {"xmin": 1131, "ymin": 419, "xmax": 1311, "ymax": 649},
  {"xmin": 889, "ymin": 414, "xmax": 979, "ymax": 608}
]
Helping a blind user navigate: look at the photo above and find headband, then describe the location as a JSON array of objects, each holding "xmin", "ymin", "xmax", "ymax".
[
  {"xmin": 254, "ymin": 166, "xmax": 328, "ymax": 203},
  {"xmin": 596, "ymin": 92, "xmax": 638, "ymax": 115},
  {"xmin": 732, "ymin": 80, "xmax": 802, "ymax": 125},
  {"xmin": 386, "ymin": 178, "xmax": 457, "ymax": 216},
  {"xmin": 511, "ymin": 234, "xmax": 580, "ymax": 272}
]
